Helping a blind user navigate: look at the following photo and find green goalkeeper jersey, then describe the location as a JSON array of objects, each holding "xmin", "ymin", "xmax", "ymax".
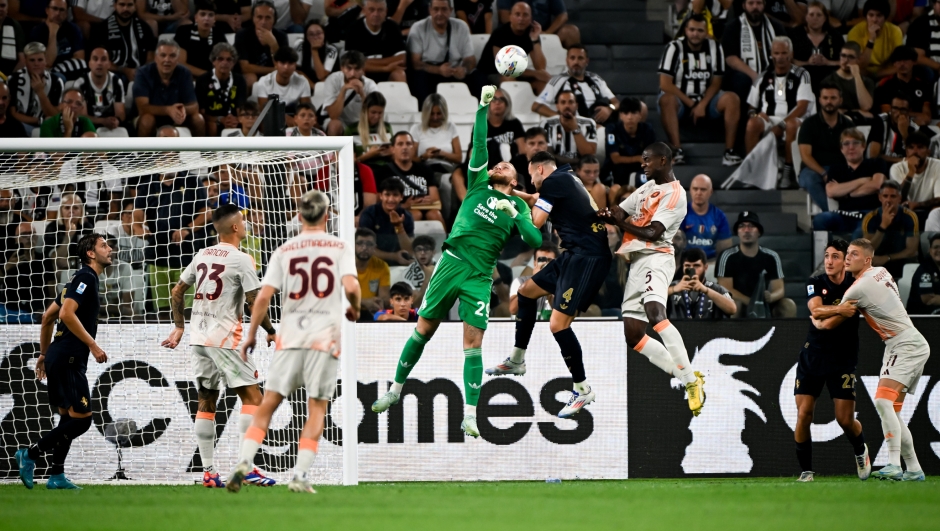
[{"xmin": 442, "ymin": 104, "xmax": 542, "ymax": 276}]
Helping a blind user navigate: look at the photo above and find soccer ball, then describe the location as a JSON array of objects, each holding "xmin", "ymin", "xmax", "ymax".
[{"xmin": 495, "ymin": 45, "xmax": 528, "ymax": 78}]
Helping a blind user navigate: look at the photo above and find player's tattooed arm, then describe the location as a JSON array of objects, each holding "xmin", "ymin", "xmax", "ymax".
[
  {"xmin": 170, "ymin": 281, "xmax": 190, "ymax": 329},
  {"xmin": 245, "ymin": 289, "xmax": 276, "ymax": 335}
]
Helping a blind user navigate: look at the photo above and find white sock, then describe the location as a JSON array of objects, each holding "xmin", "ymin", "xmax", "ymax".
[
  {"xmin": 874, "ymin": 398, "xmax": 902, "ymax": 466},
  {"xmin": 464, "ymin": 404, "xmax": 476, "ymax": 416},
  {"xmin": 510, "ymin": 347, "xmax": 526, "ymax": 364},
  {"xmin": 194, "ymin": 418, "xmax": 215, "ymax": 472},
  {"xmin": 657, "ymin": 322, "xmax": 695, "ymax": 385},
  {"xmin": 294, "ymin": 449, "xmax": 316, "ymax": 480},
  {"xmin": 238, "ymin": 413, "xmax": 253, "ymax": 446},
  {"xmin": 897, "ymin": 411, "xmax": 921, "ymax": 472},
  {"xmin": 634, "ymin": 335, "xmax": 674, "ymax": 376},
  {"xmin": 574, "ymin": 380, "xmax": 591, "ymax": 394},
  {"xmin": 390, "ymin": 382, "xmax": 403, "ymax": 394},
  {"xmin": 239, "ymin": 435, "xmax": 262, "ymax": 465}
]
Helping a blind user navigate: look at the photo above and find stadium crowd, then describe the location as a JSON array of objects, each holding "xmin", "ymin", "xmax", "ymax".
[{"xmin": 2, "ymin": 0, "xmax": 940, "ymax": 323}]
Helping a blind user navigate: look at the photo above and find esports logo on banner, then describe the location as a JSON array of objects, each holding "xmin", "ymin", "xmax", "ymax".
[{"xmin": 628, "ymin": 319, "xmax": 940, "ymax": 478}]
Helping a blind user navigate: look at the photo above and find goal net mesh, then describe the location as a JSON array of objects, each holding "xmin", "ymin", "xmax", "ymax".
[{"xmin": 0, "ymin": 145, "xmax": 349, "ymax": 485}]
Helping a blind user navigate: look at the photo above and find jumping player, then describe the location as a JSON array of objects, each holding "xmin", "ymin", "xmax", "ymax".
[
  {"xmin": 794, "ymin": 238, "xmax": 870, "ymax": 482},
  {"xmin": 227, "ymin": 190, "xmax": 361, "ymax": 494},
  {"xmin": 370, "ymin": 86, "xmax": 542, "ymax": 437},
  {"xmin": 598, "ymin": 143, "xmax": 705, "ymax": 416},
  {"xmin": 16, "ymin": 233, "xmax": 111, "ymax": 490},
  {"xmin": 486, "ymin": 150, "xmax": 612, "ymax": 419},
  {"xmin": 161, "ymin": 204, "xmax": 277, "ymax": 488},
  {"xmin": 812, "ymin": 238, "xmax": 928, "ymax": 481}
]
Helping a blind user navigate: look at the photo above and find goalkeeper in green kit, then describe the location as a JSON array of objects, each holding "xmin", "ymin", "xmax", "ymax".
[{"xmin": 371, "ymin": 86, "xmax": 542, "ymax": 437}]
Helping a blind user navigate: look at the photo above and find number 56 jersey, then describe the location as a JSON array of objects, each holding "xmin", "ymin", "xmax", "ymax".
[
  {"xmin": 181, "ymin": 243, "xmax": 261, "ymax": 349},
  {"xmin": 262, "ymin": 230, "xmax": 357, "ymax": 353}
]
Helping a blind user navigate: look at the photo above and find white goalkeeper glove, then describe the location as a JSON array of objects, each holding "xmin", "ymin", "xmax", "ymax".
[
  {"xmin": 495, "ymin": 199, "xmax": 518, "ymax": 218},
  {"xmin": 480, "ymin": 85, "xmax": 496, "ymax": 106}
]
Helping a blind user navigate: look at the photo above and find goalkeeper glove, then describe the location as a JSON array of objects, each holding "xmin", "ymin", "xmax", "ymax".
[
  {"xmin": 480, "ymin": 85, "xmax": 496, "ymax": 106},
  {"xmin": 495, "ymin": 199, "xmax": 518, "ymax": 218}
]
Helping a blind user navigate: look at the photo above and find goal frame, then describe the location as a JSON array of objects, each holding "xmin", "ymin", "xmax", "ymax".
[{"xmin": 0, "ymin": 136, "xmax": 359, "ymax": 486}]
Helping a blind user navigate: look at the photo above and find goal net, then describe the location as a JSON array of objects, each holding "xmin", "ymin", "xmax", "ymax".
[{"xmin": 0, "ymin": 136, "xmax": 358, "ymax": 485}]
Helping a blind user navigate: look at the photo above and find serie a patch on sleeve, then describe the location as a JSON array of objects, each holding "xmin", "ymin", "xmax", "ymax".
[
  {"xmin": 76, "ymin": 282, "xmax": 87, "ymax": 294},
  {"xmin": 806, "ymin": 284, "xmax": 814, "ymax": 296}
]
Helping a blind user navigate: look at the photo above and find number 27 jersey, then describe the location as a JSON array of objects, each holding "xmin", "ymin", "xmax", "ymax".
[{"xmin": 262, "ymin": 230, "xmax": 357, "ymax": 353}]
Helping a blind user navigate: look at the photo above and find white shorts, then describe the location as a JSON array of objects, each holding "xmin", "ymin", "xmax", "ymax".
[
  {"xmin": 881, "ymin": 328, "xmax": 930, "ymax": 394},
  {"xmin": 192, "ymin": 345, "xmax": 259, "ymax": 391},
  {"xmin": 265, "ymin": 349, "xmax": 339, "ymax": 400},
  {"xmin": 621, "ymin": 252, "xmax": 675, "ymax": 322}
]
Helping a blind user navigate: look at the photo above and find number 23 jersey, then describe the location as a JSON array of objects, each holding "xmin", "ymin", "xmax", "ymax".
[
  {"xmin": 181, "ymin": 243, "xmax": 261, "ymax": 348},
  {"xmin": 262, "ymin": 230, "xmax": 357, "ymax": 352}
]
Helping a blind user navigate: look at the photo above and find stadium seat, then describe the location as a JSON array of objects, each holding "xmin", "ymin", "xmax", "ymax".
[
  {"xmin": 311, "ymin": 81, "xmax": 327, "ymax": 111},
  {"xmin": 898, "ymin": 262, "xmax": 920, "ymax": 308},
  {"xmin": 94, "ymin": 220, "xmax": 120, "ymax": 234},
  {"xmin": 438, "ymin": 173, "xmax": 453, "ymax": 220},
  {"xmin": 376, "ymin": 82, "xmax": 419, "ymax": 113},
  {"xmin": 511, "ymin": 265, "xmax": 526, "ymax": 280},
  {"xmin": 287, "ymin": 33, "xmax": 304, "ymax": 50},
  {"xmin": 30, "ymin": 127, "xmax": 41, "ymax": 138},
  {"xmin": 220, "ymin": 128, "xmax": 241, "ymax": 137},
  {"xmin": 159, "ymin": 33, "xmax": 174, "ymax": 43},
  {"xmin": 472, "ymin": 33, "xmax": 489, "ymax": 63},
  {"xmin": 414, "ymin": 220, "xmax": 447, "ymax": 250},
  {"xmin": 125, "ymin": 81, "xmax": 135, "ymax": 113},
  {"xmin": 389, "ymin": 265, "xmax": 409, "ymax": 287},
  {"xmin": 96, "ymin": 127, "xmax": 129, "ymax": 137},
  {"xmin": 435, "ymin": 82, "xmax": 477, "ymax": 116},
  {"xmin": 175, "ymin": 127, "xmax": 192, "ymax": 137},
  {"xmin": 225, "ymin": 33, "xmax": 235, "ymax": 45},
  {"xmin": 596, "ymin": 125, "xmax": 606, "ymax": 161},
  {"xmin": 540, "ymin": 34, "xmax": 567, "ymax": 75},
  {"xmin": 499, "ymin": 81, "xmax": 539, "ymax": 126}
]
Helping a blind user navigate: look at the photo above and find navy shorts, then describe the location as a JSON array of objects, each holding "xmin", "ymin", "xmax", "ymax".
[
  {"xmin": 531, "ymin": 251, "xmax": 612, "ymax": 316},
  {"xmin": 46, "ymin": 355, "xmax": 92, "ymax": 414},
  {"xmin": 794, "ymin": 358, "xmax": 857, "ymax": 401}
]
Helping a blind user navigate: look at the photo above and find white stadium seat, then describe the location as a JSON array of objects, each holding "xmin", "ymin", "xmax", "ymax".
[
  {"xmin": 287, "ymin": 33, "xmax": 304, "ymax": 50},
  {"xmin": 376, "ymin": 82, "xmax": 419, "ymax": 114},
  {"xmin": 540, "ymin": 34, "xmax": 567, "ymax": 75},
  {"xmin": 414, "ymin": 220, "xmax": 447, "ymax": 251},
  {"xmin": 898, "ymin": 263, "xmax": 920, "ymax": 308},
  {"xmin": 472, "ymin": 33, "xmax": 490, "ymax": 63},
  {"xmin": 595, "ymin": 125, "xmax": 606, "ymax": 162},
  {"xmin": 311, "ymin": 82, "xmax": 327, "ymax": 110},
  {"xmin": 499, "ymin": 81, "xmax": 540, "ymax": 126},
  {"xmin": 225, "ymin": 33, "xmax": 235, "ymax": 45},
  {"xmin": 435, "ymin": 82, "xmax": 477, "ymax": 116},
  {"xmin": 389, "ymin": 266, "xmax": 409, "ymax": 287},
  {"xmin": 96, "ymin": 127, "xmax": 129, "ymax": 137}
]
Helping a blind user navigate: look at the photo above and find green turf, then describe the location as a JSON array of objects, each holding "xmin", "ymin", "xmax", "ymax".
[{"xmin": 1, "ymin": 477, "xmax": 937, "ymax": 531}]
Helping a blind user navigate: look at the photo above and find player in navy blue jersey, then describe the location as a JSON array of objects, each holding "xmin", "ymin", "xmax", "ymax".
[
  {"xmin": 486, "ymin": 150, "xmax": 612, "ymax": 418},
  {"xmin": 16, "ymin": 233, "xmax": 111, "ymax": 490},
  {"xmin": 795, "ymin": 238, "xmax": 870, "ymax": 482}
]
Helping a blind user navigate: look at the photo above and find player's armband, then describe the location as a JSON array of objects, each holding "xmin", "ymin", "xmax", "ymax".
[{"xmin": 535, "ymin": 198, "xmax": 553, "ymax": 213}]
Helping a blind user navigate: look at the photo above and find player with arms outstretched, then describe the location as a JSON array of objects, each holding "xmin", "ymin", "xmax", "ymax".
[
  {"xmin": 794, "ymin": 238, "xmax": 869, "ymax": 482},
  {"xmin": 227, "ymin": 190, "xmax": 361, "ymax": 494},
  {"xmin": 161, "ymin": 204, "xmax": 277, "ymax": 488},
  {"xmin": 486, "ymin": 150, "xmax": 611, "ymax": 418},
  {"xmin": 812, "ymin": 238, "xmax": 928, "ymax": 481},
  {"xmin": 16, "ymin": 233, "xmax": 111, "ymax": 490},
  {"xmin": 370, "ymin": 86, "xmax": 542, "ymax": 437},
  {"xmin": 598, "ymin": 143, "xmax": 705, "ymax": 416}
]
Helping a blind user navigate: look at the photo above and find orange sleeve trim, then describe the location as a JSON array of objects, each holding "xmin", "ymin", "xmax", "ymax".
[
  {"xmin": 893, "ymin": 401, "xmax": 903, "ymax": 413},
  {"xmin": 875, "ymin": 386, "xmax": 900, "ymax": 402},
  {"xmin": 245, "ymin": 425, "xmax": 266, "ymax": 444},
  {"xmin": 652, "ymin": 319, "xmax": 672, "ymax": 333},
  {"xmin": 634, "ymin": 335, "xmax": 650, "ymax": 352},
  {"xmin": 196, "ymin": 411, "xmax": 215, "ymax": 421},
  {"xmin": 665, "ymin": 182, "xmax": 681, "ymax": 209},
  {"xmin": 299, "ymin": 438, "xmax": 319, "ymax": 453},
  {"xmin": 241, "ymin": 405, "xmax": 258, "ymax": 415}
]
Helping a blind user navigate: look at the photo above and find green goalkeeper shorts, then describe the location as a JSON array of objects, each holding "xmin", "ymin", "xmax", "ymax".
[{"xmin": 418, "ymin": 250, "xmax": 493, "ymax": 330}]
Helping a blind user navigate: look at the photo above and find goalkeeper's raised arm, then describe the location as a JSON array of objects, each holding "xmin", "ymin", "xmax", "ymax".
[{"xmin": 466, "ymin": 86, "xmax": 497, "ymax": 191}]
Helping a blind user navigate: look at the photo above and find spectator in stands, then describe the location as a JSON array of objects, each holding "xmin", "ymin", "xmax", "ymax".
[
  {"xmin": 112, "ymin": 199, "xmax": 149, "ymax": 269},
  {"xmin": 374, "ymin": 281, "xmax": 419, "ymax": 321},
  {"xmin": 137, "ymin": 0, "xmax": 191, "ymax": 35},
  {"xmin": 848, "ymin": 0, "xmax": 901, "ymax": 77},
  {"xmin": 509, "ymin": 241, "xmax": 557, "ymax": 319},
  {"xmin": 72, "ymin": 48, "xmax": 127, "ymax": 133},
  {"xmin": 387, "ymin": 0, "xmax": 428, "ymax": 35},
  {"xmin": 89, "ymin": 0, "xmax": 156, "ymax": 82},
  {"xmin": 410, "ymin": 93, "xmax": 462, "ymax": 174},
  {"xmin": 683, "ymin": 174, "xmax": 733, "ymax": 260},
  {"xmin": 479, "ymin": 2, "xmax": 550, "ymax": 92},
  {"xmin": 668, "ymin": 247, "xmax": 737, "ymax": 320},
  {"xmin": 323, "ymin": 50, "xmax": 378, "ymax": 136},
  {"xmin": 135, "ymin": 38, "xmax": 205, "ymax": 136},
  {"xmin": 575, "ymin": 155, "xmax": 607, "ymax": 211},
  {"xmin": 798, "ymin": 83, "xmax": 854, "ymax": 212},
  {"xmin": 907, "ymin": 0, "xmax": 940, "ymax": 79},
  {"xmin": 812, "ymin": 127, "xmax": 885, "ymax": 232},
  {"xmin": 533, "ymin": 44, "xmax": 619, "ymax": 125},
  {"xmin": 355, "ymin": 227, "xmax": 391, "ymax": 316},
  {"xmin": 175, "ymin": 0, "xmax": 228, "ymax": 77},
  {"xmin": 472, "ymin": 88, "xmax": 525, "ymax": 170},
  {"xmin": 98, "ymin": 237, "xmax": 137, "ymax": 320},
  {"xmin": 891, "ymin": 131, "xmax": 940, "ymax": 218},
  {"xmin": 402, "ymin": 234, "xmax": 435, "ymax": 304},
  {"xmin": 0, "ymin": 0, "xmax": 25, "ymax": 79},
  {"xmin": 722, "ymin": 0, "xmax": 787, "ymax": 104},
  {"xmin": 874, "ymin": 47, "xmax": 932, "ymax": 127},
  {"xmin": 789, "ymin": 2, "xmax": 841, "ymax": 94},
  {"xmin": 889, "ymin": 0, "xmax": 925, "ymax": 33},
  {"xmin": 757, "ymin": 0, "xmax": 809, "ymax": 26},
  {"xmin": 266, "ymin": 0, "xmax": 313, "ymax": 33},
  {"xmin": 14, "ymin": 186, "xmax": 51, "ymax": 223},
  {"xmin": 72, "ymin": 1, "xmax": 113, "ymax": 38},
  {"xmin": 605, "ymin": 97, "xmax": 655, "ymax": 199},
  {"xmin": 407, "ymin": 0, "xmax": 476, "ymax": 103},
  {"xmin": 745, "ymin": 36, "xmax": 814, "ymax": 186},
  {"xmin": 376, "ymin": 131, "xmax": 444, "ymax": 223},
  {"xmin": 861, "ymin": 180, "xmax": 918, "ymax": 279},
  {"xmin": 497, "ymin": 0, "xmax": 580, "ymax": 49},
  {"xmin": 658, "ymin": 14, "xmax": 741, "ymax": 167},
  {"xmin": 358, "ymin": 178, "xmax": 415, "ymax": 265},
  {"xmin": 455, "ymin": 0, "xmax": 492, "ymax": 34},
  {"xmin": 0, "ymin": 81, "xmax": 27, "ymax": 138},
  {"xmin": 225, "ymin": 101, "xmax": 258, "ymax": 136},
  {"xmin": 0, "ymin": 189, "xmax": 21, "ymax": 258},
  {"xmin": 234, "ymin": 0, "xmax": 288, "ymax": 87},
  {"xmin": 539, "ymin": 90, "xmax": 597, "ymax": 166},
  {"xmin": 907, "ymin": 233, "xmax": 940, "ymax": 315},
  {"xmin": 298, "ymin": 21, "xmax": 340, "ymax": 86},
  {"xmin": 40, "ymin": 88, "xmax": 95, "ymax": 137},
  {"xmin": 821, "ymin": 41, "xmax": 874, "ymax": 120},
  {"xmin": 0, "ymin": 223, "xmax": 51, "ymax": 323},
  {"xmin": 348, "ymin": 91, "xmax": 392, "ymax": 165},
  {"xmin": 212, "ymin": 0, "xmax": 248, "ymax": 32},
  {"xmin": 717, "ymin": 211, "xmax": 797, "ymax": 318},
  {"xmin": 287, "ymin": 102, "xmax": 326, "ymax": 136},
  {"xmin": 869, "ymin": 92, "xmax": 918, "ymax": 164},
  {"xmin": 324, "ymin": 0, "xmax": 363, "ymax": 43},
  {"xmin": 196, "ymin": 42, "xmax": 246, "ymax": 137},
  {"xmin": 509, "ymin": 126, "xmax": 548, "ymax": 195},
  {"xmin": 345, "ymin": 0, "xmax": 407, "ymax": 83},
  {"xmin": 28, "ymin": 0, "xmax": 83, "ymax": 67},
  {"xmin": 44, "ymin": 193, "xmax": 95, "ymax": 272},
  {"xmin": 253, "ymin": 47, "xmax": 311, "ymax": 125},
  {"xmin": 8, "ymin": 42, "xmax": 63, "ymax": 133}
]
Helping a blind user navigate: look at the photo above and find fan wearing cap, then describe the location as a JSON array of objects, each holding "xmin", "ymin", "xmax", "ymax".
[
  {"xmin": 873, "ymin": 45, "xmax": 932, "ymax": 126},
  {"xmin": 716, "ymin": 211, "xmax": 797, "ymax": 318}
]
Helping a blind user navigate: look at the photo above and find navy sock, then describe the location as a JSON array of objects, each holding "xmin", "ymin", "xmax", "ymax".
[
  {"xmin": 847, "ymin": 430, "xmax": 866, "ymax": 456},
  {"xmin": 552, "ymin": 327, "xmax": 585, "ymax": 383},
  {"xmin": 515, "ymin": 294, "xmax": 537, "ymax": 350},
  {"xmin": 796, "ymin": 440, "xmax": 813, "ymax": 472},
  {"xmin": 30, "ymin": 415, "xmax": 92, "ymax": 463}
]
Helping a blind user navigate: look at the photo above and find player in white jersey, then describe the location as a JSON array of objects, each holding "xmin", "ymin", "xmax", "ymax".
[
  {"xmin": 227, "ymin": 190, "xmax": 360, "ymax": 494},
  {"xmin": 598, "ymin": 143, "xmax": 706, "ymax": 416},
  {"xmin": 161, "ymin": 204, "xmax": 278, "ymax": 488},
  {"xmin": 811, "ymin": 238, "xmax": 927, "ymax": 481}
]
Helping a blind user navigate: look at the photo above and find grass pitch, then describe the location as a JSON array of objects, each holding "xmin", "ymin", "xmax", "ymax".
[{"xmin": 1, "ymin": 477, "xmax": 937, "ymax": 531}]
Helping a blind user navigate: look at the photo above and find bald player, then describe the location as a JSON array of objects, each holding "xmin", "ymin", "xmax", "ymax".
[{"xmin": 812, "ymin": 238, "xmax": 928, "ymax": 481}]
